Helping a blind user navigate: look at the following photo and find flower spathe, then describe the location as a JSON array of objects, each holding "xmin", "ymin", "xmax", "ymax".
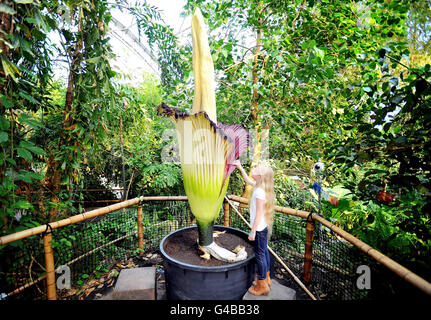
[
  {"xmin": 157, "ymin": 103, "xmax": 248, "ymax": 246},
  {"xmin": 157, "ymin": 9, "xmax": 249, "ymax": 262}
]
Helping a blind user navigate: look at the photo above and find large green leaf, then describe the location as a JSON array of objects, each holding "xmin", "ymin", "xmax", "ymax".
[
  {"xmin": 0, "ymin": 95, "xmax": 13, "ymax": 108},
  {"xmin": 17, "ymin": 148, "xmax": 32, "ymax": 161},
  {"xmin": 18, "ymin": 91, "xmax": 40, "ymax": 105},
  {"xmin": 1, "ymin": 55, "xmax": 20, "ymax": 81},
  {"xmin": 0, "ymin": 116, "xmax": 10, "ymax": 130},
  {"xmin": 0, "ymin": 131, "xmax": 8, "ymax": 144}
]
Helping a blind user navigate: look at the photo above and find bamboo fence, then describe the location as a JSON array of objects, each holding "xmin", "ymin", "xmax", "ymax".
[
  {"xmin": 0, "ymin": 196, "xmax": 189, "ymax": 300},
  {"xmin": 227, "ymin": 194, "xmax": 431, "ymax": 296},
  {"xmin": 1, "ymin": 194, "xmax": 430, "ymax": 300},
  {"xmin": 5, "ymin": 220, "xmax": 180, "ymax": 298},
  {"xmin": 0, "ymin": 197, "xmax": 144, "ymax": 246}
]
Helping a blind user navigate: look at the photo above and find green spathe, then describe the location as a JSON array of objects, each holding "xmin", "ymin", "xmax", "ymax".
[{"xmin": 157, "ymin": 105, "xmax": 233, "ymax": 247}]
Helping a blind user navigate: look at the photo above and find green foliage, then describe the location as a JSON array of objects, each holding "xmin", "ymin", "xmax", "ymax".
[
  {"xmin": 175, "ymin": 0, "xmax": 431, "ymax": 278},
  {"xmin": 0, "ymin": 0, "xmax": 185, "ymax": 241},
  {"xmin": 116, "ymin": 2, "xmax": 188, "ymax": 89},
  {"xmin": 273, "ymin": 169, "xmax": 317, "ymax": 212},
  {"xmin": 0, "ymin": 0, "xmax": 118, "ymax": 233}
]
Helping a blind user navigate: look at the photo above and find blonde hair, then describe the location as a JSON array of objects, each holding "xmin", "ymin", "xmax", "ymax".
[{"xmin": 250, "ymin": 163, "xmax": 275, "ymax": 237}]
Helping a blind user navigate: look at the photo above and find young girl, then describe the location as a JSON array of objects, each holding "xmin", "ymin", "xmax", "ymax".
[{"xmin": 233, "ymin": 160, "xmax": 275, "ymax": 296}]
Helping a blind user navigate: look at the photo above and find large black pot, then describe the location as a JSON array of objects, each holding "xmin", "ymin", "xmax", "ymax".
[{"xmin": 160, "ymin": 225, "xmax": 256, "ymax": 300}]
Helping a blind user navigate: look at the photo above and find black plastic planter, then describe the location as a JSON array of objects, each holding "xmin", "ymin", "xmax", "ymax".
[{"xmin": 160, "ymin": 225, "xmax": 256, "ymax": 300}]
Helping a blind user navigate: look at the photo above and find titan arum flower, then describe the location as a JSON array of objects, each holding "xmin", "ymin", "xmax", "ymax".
[{"xmin": 157, "ymin": 9, "xmax": 249, "ymax": 262}]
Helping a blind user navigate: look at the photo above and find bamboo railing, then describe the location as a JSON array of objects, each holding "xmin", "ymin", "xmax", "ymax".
[
  {"xmin": 0, "ymin": 197, "xmax": 144, "ymax": 246},
  {"xmin": 0, "ymin": 196, "xmax": 188, "ymax": 300},
  {"xmin": 226, "ymin": 194, "xmax": 431, "ymax": 296},
  {"xmin": 1, "ymin": 194, "xmax": 430, "ymax": 300}
]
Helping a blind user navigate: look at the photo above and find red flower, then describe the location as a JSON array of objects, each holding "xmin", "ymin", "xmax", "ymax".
[
  {"xmin": 329, "ymin": 195, "xmax": 339, "ymax": 206},
  {"xmin": 376, "ymin": 191, "xmax": 395, "ymax": 204}
]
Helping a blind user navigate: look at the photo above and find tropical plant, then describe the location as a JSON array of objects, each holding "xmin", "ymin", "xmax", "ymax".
[{"xmin": 158, "ymin": 9, "xmax": 249, "ymax": 262}]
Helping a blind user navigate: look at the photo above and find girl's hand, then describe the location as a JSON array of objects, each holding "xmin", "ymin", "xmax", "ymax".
[
  {"xmin": 233, "ymin": 160, "xmax": 241, "ymax": 168},
  {"xmin": 248, "ymin": 230, "xmax": 256, "ymax": 241}
]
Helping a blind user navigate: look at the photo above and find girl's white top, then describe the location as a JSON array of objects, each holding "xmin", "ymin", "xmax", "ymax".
[{"xmin": 250, "ymin": 186, "xmax": 268, "ymax": 231}]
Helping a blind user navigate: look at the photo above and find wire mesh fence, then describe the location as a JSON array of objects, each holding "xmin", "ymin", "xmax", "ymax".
[
  {"xmin": 0, "ymin": 200, "xmax": 193, "ymax": 300},
  {"xmin": 226, "ymin": 200, "xmax": 430, "ymax": 300},
  {"xmin": 0, "ymin": 198, "xmax": 429, "ymax": 300},
  {"xmin": 0, "ymin": 234, "xmax": 47, "ymax": 300}
]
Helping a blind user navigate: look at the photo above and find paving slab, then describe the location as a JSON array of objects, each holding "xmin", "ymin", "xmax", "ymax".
[
  {"xmin": 243, "ymin": 279, "xmax": 296, "ymax": 300},
  {"xmin": 112, "ymin": 267, "xmax": 156, "ymax": 300}
]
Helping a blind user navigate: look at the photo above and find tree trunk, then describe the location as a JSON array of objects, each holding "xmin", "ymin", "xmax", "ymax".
[
  {"xmin": 45, "ymin": 8, "xmax": 83, "ymax": 222},
  {"xmin": 241, "ymin": 23, "xmax": 263, "ymax": 201},
  {"xmin": 0, "ymin": 3, "xmax": 13, "ymax": 68},
  {"xmin": 120, "ymin": 99, "xmax": 127, "ymax": 201},
  {"xmin": 0, "ymin": 4, "xmax": 14, "ymax": 228},
  {"xmin": 47, "ymin": 157, "xmax": 61, "ymax": 222}
]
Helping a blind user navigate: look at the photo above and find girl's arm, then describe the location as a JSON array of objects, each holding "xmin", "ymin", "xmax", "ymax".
[
  {"xmin": 233, "ymin": 160, "xmax": 255, "ymax": 186},
  {"xmin": 249, "ymin": 198, "xmax": 264, "ymax": 240}
]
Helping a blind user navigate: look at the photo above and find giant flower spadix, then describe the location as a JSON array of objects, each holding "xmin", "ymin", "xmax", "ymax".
[{"xmin": 157, "ymin": 9, "xmax": 249, "ymax": 262}]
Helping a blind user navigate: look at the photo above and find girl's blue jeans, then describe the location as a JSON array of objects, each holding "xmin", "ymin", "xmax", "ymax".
[{"xmin": 253, "ymin": 227, "xmax": 270, "ymax": 280}]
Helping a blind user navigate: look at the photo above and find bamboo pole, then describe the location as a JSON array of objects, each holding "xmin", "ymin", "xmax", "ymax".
[
  {"xmin": 223, "ymin": 200, "xmax": 230, "ymax": 227},
  {"xmin": 2, "ymin": 194, "xmax": 189, "ymax": 245},
  {"xmin": 29, "ymin": 188, "xmax": 124, "ymax": 193},
  {"xmin": 80, "ymin": 200, "xmax": 122, "ymax": 203},
  {"xmin": 228, "ymin": 194, "xmax": 431, "ymax": 296},
  {"xmin": 267, "ymin": 246, "xmax": 317, "ymax": 300},
  {"xmin": 7, "ymin": 233, "xmax": 137, "ymax": 298},
  {"xmin": 224, "ymin": 196, "xmax": 318, "ymax": 300},
  {"xmin": 137, "ymin": 205, "xmax": 144, "ymax": 255},
  {"xmin": 7, "ymin": 274, "xmax": 46, "ymax": 298},
  {"xmin": 139, "ymin": 196, "xmax": 188, "ymax": 201},
  {"xmin": 43, "ymin": 232, "xmax": 56, "ymax": 300},
  {"xmin": 303, "ymin": 219, "xmax": 315, "ymax": 283}
]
